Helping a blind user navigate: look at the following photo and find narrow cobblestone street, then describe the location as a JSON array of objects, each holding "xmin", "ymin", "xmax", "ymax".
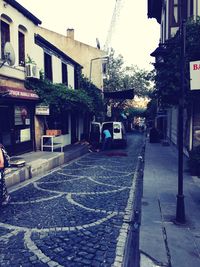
[{"xmin": 0, "ymin": 132, "xmax": 144, "ymax": 267}]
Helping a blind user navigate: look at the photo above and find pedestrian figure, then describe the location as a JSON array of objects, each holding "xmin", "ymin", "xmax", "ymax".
[
  {"xmin": 0, "ymin": 144, "xmax": 11, "ymax": 206},
  {"xmin": 102, "ymin": 129, "xmax": 112, "ymax": 151},
  {"xmin": 89, "ymin": 128, "xmax": 100, "ymax": 152}
]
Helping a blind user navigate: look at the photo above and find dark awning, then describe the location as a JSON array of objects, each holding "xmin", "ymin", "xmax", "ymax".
[{"xmin": 103, "ymin": 89, "xmax": 134, "ymax": 100}]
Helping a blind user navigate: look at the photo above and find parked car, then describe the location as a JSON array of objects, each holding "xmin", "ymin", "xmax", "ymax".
[{"xmin": 90, "ymin": 121, "xmax": 127, "ymax": 148}]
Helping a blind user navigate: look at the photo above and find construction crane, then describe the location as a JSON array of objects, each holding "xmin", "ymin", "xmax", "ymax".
[{"xmin": 104, "ymin": 0, "xmax": 125, "ymax": 53}]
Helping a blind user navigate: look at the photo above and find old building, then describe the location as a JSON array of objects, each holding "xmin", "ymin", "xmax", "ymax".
[
  {"xmin": 0, "ymin": 0, "xmax": 41, "ymax": 155},
  {"xmin": 148, "ymin": 0, "xmax": 200, "ymax": 152},
  {"xmin": 0, "ymin": 0, "xmax": 88, "ymax": 155},
  {"xmin": 36, "ymin": 27, "xmax": 107, "ymax": 91}
]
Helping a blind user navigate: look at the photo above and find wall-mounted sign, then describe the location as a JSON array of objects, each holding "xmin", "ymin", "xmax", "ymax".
[
  {"xmin": 35, "ymin": 105, "xmax": 50, "ymax": 115},
  {"xmin": 20, "ymin": 128, "xmax": 31, "ymax": 142},
  {"xmin": 190, "ymin": 60, "xmax": 200, "ymax": 90},
  {"xmin": 0, "ymin": 86, "xmax": 39, "ymax": 100}
]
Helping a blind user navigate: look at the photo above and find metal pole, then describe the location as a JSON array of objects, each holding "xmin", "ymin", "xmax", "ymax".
[
  {"xmin": 89, "ymin": 56, "xmax": 109, "ymax": 81},
  {"xmin": 176, "ymin": 18, "xmax": 186, "ymax": 224},
  {"xmin": 89, "ymin": 59, "xmax": 93, "ymax": 81}
]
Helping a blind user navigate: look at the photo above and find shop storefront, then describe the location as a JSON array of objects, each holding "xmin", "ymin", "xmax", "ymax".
[{"xmin": 0, "ymin": 86, "xmax": 39, "ymax": 155}]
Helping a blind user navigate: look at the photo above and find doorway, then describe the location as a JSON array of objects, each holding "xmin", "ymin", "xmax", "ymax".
[
  {"xmin": 0, "ymin": 104, "xmax": 34, "ymax": 155},
  {"xmin": 0, "ymin": 105, "xmax": 12, "ymax": 153}
]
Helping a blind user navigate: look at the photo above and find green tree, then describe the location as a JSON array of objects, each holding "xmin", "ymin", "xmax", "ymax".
[
  {"xmin": 25, "ymin": 78, "xmax": 100, "ymax": 115},
  {"xmin": 79, "ymin": 75, "xmax": 105, "ymax": 118},
  {"xmin": 104, "ymin": 48, "xmax": 154, "ymax": 96},
  {"xmin": 104, "ymin": 48, "xmax": 124, "ymax": 92},
  {"xmin": 103, "ymin": 49, "xmax": 154, "ymax": 119}
]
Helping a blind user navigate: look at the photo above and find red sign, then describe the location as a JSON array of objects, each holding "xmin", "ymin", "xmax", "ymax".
[{"xmin": 190, "ymin": 61, "xmax": 200, "ymax": 90}]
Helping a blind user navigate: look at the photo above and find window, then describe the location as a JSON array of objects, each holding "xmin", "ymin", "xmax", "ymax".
[
  {"xmin": 15, "ymin": 106, "xmax": 30, "ymax": 126},
  {"xmin": 47, "ymin": 112, "xmax": 69, "ymax": 134},
  {"xmin": 44, "ymin": 52, "xmax": 52, "ymax": 81},
  {"xmin": 62, "ymin": 62, "xmax": 68, "ymax": 85},
  {"xmin": 14, "ymin": 105, "xmax": 31, "ymax": 144},
  {"xmin": 18, "ymin": 31, "xmax": 25, "ymax": 66},
  {"xmin": 169, "ymin": 0, "xmax": 181, "ymax": 27},
  {"xmin": 1, "ymin": 20, "xmax": 10, "ymax": 59},
  {"xmin": 189, "ymin": 0, "xmax": 193, "ymax": 17},
  {"xmin": 170, "ymin": 0, "xmax": 179, "ymax": 26}
]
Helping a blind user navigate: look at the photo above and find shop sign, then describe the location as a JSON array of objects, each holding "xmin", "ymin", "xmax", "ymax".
[
  {"xmin": 35, "ymin": 105, "xmax": 50, "ymax": 115},
  {"xmin": 8, "ymin": 88, "xmax": 39, "ymax": 99},
  {"xmin": 0, "ymin": 86, "xmax": 39, "ymax": 100},
  {"xmin": 20, "ymin": 128, "xmax": 31, "ymax": 142},
  {"xmin": 190, "ymin": 60, "xmax": 200, "ymax": 90}
]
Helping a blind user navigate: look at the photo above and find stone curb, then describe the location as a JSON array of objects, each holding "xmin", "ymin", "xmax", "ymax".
[{"xmin": 5, "ymin": 145, "xmax": 89, "ymax": 189}]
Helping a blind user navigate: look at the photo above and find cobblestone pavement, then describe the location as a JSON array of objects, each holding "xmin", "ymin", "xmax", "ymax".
[{"xmin": 0, "ymin": 133, "xmax": 144, "ymax": 267}]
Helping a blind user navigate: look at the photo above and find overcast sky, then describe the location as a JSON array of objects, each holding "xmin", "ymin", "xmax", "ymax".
[{"xmin": 17, "ymin": 0, "xmax": 160, "ymax": 71}]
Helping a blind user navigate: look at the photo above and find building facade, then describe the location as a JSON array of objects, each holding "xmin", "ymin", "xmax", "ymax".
[
  {"xmin": 36, "ymin": 27, "xmax": 107, "ymax": 90},
  {"xmin": 0, "ymin": 0, "xmax": 87, "ymax": 155},
  {"xmin": 0, "ymin": 0, "xmax": 41, "ymax": 155},
  {"xmin": 148, "ymin": 0, "xmax": 200, "ymax": 151},
  {"xmin": 33, "ymin": 34, "xmax": 83, "ymax": 149}
]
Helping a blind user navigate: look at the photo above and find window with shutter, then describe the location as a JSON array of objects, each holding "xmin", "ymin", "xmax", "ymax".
[
  {"xmin": 62, "ymin": 62, "xmax": 68, "ymax": 85},
  {"xmin": 18, "ymin": 31, "xmax": 25, "ymax": 66},
  {"xmin": 1, "ymin": 20, "xmax": 10, "ymax": 59},
  {"xmin": 44, "ymin": 52, "xmax": 52, "ymax": 81}
]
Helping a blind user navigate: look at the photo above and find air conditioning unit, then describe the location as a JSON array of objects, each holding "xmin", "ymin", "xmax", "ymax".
[{"xmin": 25, "ymin": 63, "xmax": 39, "ymax": 79}]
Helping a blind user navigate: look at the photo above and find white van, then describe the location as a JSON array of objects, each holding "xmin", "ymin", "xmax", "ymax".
[{"xmin": 90, "ymin": 121, "xmax": 127, "ymax": 148}]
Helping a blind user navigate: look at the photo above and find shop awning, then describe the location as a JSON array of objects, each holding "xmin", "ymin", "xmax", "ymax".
[
  {"xmin": 0, "ymin": 86, "xmax": 39, "ymax": 100},
  {"xmin": 103, "ymin": 89, "xmax": 134, "ymax": 100}
]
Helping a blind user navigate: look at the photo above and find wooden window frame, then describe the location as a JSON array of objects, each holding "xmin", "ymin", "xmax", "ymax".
[
  {"xmin": 169, "ymin": 0, "xmax": 180, "ymax": 27},
  {"xmin": 18, "ymin": 31, "xmax": 25, "ymax": 66},
  {"xmin": 44, "ymin": 52, "xmax": 52, "ymax": 81},
  {"xmin": 62, "ymin": 62, "xmax": 68, "ymax": 85},
  {"xmin": 1, "ymin": 20, "xmax": 10, "ymax": 59},
  {"xmin": 189, "ymin": 0, "xmax": 193, "ymax": 17}
]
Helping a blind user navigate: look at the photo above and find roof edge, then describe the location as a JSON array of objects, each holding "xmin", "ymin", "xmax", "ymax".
[
  {"xmin": 35, "ymin": 34, "xmax": 83, "ymax": 69},
  {"xmin": 4, "ymin": 0, "xmax": 42, "ymax": 25}
]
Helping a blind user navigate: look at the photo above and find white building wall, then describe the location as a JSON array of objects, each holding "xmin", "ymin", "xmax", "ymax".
[
  {"xmin": 36, "ymin": 27, "xmax": 105, "ymax": 90},
  {"xmin": 52, "ymin": 56, "xmax": 61, "ymax": 83},
  {"xmin": 0, "ymin": 1, "xmax": 40, "ymax": 80},
  {"xmin": 67, "ymin": 64, "xmax": 75, "ymax": 89}
]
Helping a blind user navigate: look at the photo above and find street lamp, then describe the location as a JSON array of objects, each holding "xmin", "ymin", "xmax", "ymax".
[
  {"xmin": 176, "ymin": 10, "xmax": 186, "ymax": 224},
  {"xmin": 151, "ymin": 31, "xmax": 186, "ymax": 223},
  {"xmin": 150, "ymin": 43, "xmax": 167, "ymax": 66},
  {"xmin": 89, "ymin": 56, "xmax": 109, "ymax": 82}
]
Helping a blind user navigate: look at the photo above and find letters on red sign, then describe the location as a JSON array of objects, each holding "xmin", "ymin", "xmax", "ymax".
[{"xmin": 193, "ymin": 64, "xmax": 200, "ymax": 70}]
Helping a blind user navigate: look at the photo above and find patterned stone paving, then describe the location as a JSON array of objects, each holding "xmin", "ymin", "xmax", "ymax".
[{"xmin": 0, "ymin": 133, "xmax": 144, "ymax": 267}]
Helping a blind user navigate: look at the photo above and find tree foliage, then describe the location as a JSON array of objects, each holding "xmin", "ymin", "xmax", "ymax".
[
  {"xmin": 103, "ymin": 49, "xmax": 154, "ymax": 119},
  {"xmin": 25, "ymin": 77, "xmax": 104, "ymax": 116},
  {"xmin": 79, "ymin": 75, "xmax": 105, "ymax": 117},
  {"xmin": 104, "ymin": 48, "xmax": 154, "ymax": 97}
]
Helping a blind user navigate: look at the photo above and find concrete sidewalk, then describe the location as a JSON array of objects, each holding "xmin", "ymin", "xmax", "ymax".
[
  {"xmin": 5, "ymin": 143, "xmax": 89, "ymax": 189},
  {"xmin": 140, "ymin": 141, "xmax": 200, "ymax": 267}
]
